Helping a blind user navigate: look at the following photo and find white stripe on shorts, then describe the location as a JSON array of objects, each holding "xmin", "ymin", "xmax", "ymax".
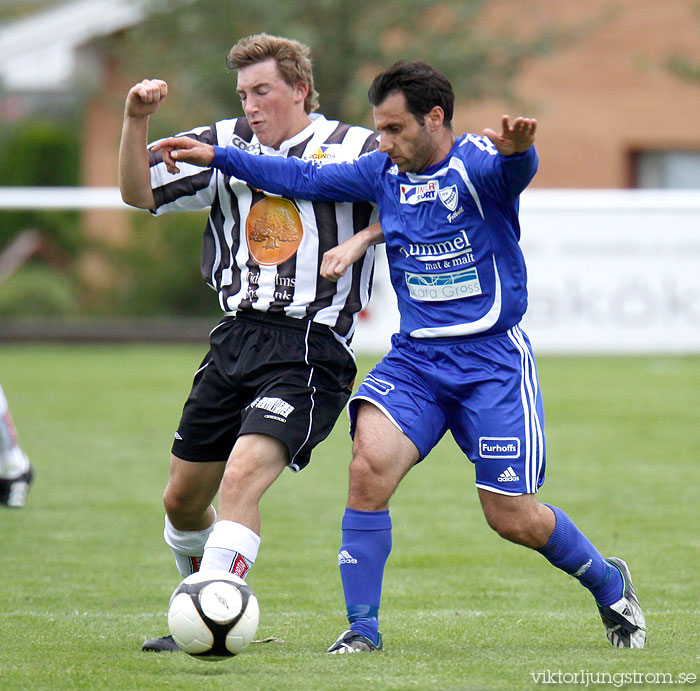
[
  {"xmin": 506, "ymin": 326, "xmax": 544, "ymax": 494},
  {"xmin": 290, "ymin": 320, "xmax": 316, "ymax": 471}
]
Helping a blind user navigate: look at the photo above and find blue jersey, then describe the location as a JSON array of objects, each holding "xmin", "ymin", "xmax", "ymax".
[{"xmin": 211, "ymin": 135, "xmax": 537, "ymax": 339}]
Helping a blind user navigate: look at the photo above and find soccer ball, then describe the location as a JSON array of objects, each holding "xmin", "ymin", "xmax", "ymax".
[{"xmin": 167, "ymin": 570, "xmax": 260, "ymax": 660}]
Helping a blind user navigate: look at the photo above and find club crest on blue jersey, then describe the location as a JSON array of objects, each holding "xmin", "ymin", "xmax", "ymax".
[
  {"xmin": 438, "ymin": 184, "xmax": 459, "ymax": 211},
  {"xmin": 399, "ymin": 181, "xmax": 439, "ymax": 205},
  {"xmin": 478, "ymin": 437, "xmax": 521, "ymax": 459}
]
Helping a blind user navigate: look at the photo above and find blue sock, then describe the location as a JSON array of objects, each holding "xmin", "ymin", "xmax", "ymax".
[
  {"xmin": 338, "ymin": 508, "xmax": 392, "ymax": 646},
  {"xmin": 538, "ymin": 504, "xmax": 623, "ymax": 606}
]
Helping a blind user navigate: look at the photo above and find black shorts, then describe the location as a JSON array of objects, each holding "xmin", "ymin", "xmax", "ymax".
[{"xmin": 171, "ymin": 311, "xmax": 357, "ymax": 471}]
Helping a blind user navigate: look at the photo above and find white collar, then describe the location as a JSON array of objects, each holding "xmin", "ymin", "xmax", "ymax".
[{"xmin": 259, "ymin": 113, "xmax": 327, "ymax": 156}]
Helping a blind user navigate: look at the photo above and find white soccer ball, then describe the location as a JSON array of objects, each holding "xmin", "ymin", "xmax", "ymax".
[{"xmin": 167, "ymin": 570, "xmax": 260, "ymax": 660}]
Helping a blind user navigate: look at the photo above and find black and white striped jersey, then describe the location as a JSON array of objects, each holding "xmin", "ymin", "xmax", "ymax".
[{"xmin": 148, "ymin": 113, "xmax": 378, "ymax": 341}]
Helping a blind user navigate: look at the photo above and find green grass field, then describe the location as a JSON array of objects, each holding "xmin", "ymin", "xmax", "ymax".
[{"xmin": 1, "ymin": 344, "xmax": 698, "ymax": 690}]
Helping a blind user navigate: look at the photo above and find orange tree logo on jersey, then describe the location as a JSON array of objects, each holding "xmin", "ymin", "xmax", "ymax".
[{"xmin": 246, "ymin": 196, "xmax": 303, "ymax": 266}]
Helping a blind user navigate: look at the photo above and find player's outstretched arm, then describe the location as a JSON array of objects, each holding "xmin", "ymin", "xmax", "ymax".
[
  {"xmin": 119, "ymin": 79, "xmax": 169, "ymax": 209},
  {"xmin": 155, "ymin": 139, "xmax": 379, "ymax": 205},
  {"xmin": 321, "ymin": 222, "xmax": 385, "ymax": 282},
  {"xmin": 483, "ymin": 115, "xmax": 537, "ymax": 156}
]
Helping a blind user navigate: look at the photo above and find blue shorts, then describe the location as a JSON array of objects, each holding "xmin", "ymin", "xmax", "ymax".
[{"xmin": 349, "ymin": 325, "xmax": 546, "ymax": 495}]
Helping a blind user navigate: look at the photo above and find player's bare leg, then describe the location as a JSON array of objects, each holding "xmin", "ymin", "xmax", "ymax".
[
  {"xmin": 478, "ymin": 489, "xmax": 646, "ymax": 648},
  {"xmin": 198, "ymin": 433, "xmax": 288, "ymax": 576},
  {"xmin": 164, "ymin": 455, "xmax": 225, "ymax": 530},
  {"xmin": 216, "ymin": 434, "xmax": 288, "ymax": 530},
  {"xmin": 144, "ymin": 436, "xmax": 287, "ymax": 652},
  {"xmin": 162, "ymin": 455, "xmax": 225, "ymax": 577},
  {"xmin": 328, "ymin": 402, "xmax": 418, "ymax": 654},
  {"xmin": 347, "ymin": 403, "xmax": 419, "ymax": 512},
  {"xmin": 143, "ymin": 456, "xmax": 225, "ymax": 652},
  {"xmin": 477, "ymin": 490, "xmax": 554, "ymax": 548}
]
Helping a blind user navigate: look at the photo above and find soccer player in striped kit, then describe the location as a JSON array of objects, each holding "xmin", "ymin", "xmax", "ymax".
[
  {"xmin": 119, "ymin": 34, "xmax": 379, "ymax": 652},
  {"xmin": 154, "ymin": 60, "xmax": 647, "ymax": 651}
]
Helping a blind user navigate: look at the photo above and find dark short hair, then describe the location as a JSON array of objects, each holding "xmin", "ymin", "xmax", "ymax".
[{"xmin": 368, "ymin": 61, "xmax": 454, "ymax": 127}]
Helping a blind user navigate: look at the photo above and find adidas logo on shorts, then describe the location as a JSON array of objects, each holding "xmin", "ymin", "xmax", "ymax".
[{"xmin": 497, "ymin": 466, "xmax": 520, "ymax": 482}]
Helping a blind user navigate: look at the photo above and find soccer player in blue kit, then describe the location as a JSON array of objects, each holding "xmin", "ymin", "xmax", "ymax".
[{"xmin": 153, "ymin": 61, "xmax": 646, "ymax": 651}]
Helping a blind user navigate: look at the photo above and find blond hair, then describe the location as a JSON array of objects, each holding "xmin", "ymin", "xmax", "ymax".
[{"xmin": 227, "ymin": 33, "xmax": 320, "ymax": 114}]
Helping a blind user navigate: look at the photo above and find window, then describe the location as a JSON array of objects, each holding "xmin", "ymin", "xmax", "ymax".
[{"xmin": 632, "ymin": 150, "xmax": 700, "ymax": 188}]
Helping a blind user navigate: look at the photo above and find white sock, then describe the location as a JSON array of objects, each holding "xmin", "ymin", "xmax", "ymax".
[
  {"xmin": 0, "ymin": 387, "xmax": 29, "ymax": 479},
  {"xmin": 200, "ymin": 520, "xmax": 261, "ymax": 579},
  {"xmin": 0, "ymin": 446, "xmax": 30, "ymax": 479},
  {"xmin": 164, "ymin": 511, "xmax": 216, "ymax": 577}
]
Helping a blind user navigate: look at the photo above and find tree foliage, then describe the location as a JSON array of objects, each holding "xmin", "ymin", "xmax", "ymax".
[
  {"xmin": 113, "ymin": 0, "xmax": 559, "ymax": 129},
  {"xmin": 664, "ymin": 0, "xmax": 700, "ymax": 85}
]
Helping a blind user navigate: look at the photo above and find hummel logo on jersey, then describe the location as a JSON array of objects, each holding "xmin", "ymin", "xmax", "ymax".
[
  {"xmin": 338, "ymin": 550, "xmax": 358, "ymax": 565},
  {"xmin": 479, "ymin": 437, "xmax": 521, "ymax": 459},
  {"xmin": 497, "ymin": 466, "xmax": 520, "ymax": 482},
  {"xmin": 399, "ymin": 228, "xmax": 473, "ymax": 263},
  {"xmin": 400, "ymin": 181, "xmax": 439, "ymax": 205},
  {"xmin": 174, "ymin": 431, "xmax": 183, "ymax": 440}
]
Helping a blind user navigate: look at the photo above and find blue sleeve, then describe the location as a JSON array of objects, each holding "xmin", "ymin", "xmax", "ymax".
[
  {"xmin": 498, "ymin": 147, "xmax": 538, "ymax": 197},
  {"xmin": 459, "ymin": 136, "xmax": 538, "ymax": 201},
  {"xmin": 211, "ymin": 145, "xmax": 379, "ymax": 204}
]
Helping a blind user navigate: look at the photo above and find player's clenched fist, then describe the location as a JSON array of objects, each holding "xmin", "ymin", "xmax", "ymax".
[{"xmin": 125, "ymin": 79, "xmax": 169, "ymax": 118}]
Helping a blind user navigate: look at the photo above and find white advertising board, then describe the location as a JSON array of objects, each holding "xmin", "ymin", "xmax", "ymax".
[{"xmin": 352, "ymin": 190, "xmax": 700, "ymax": 355}]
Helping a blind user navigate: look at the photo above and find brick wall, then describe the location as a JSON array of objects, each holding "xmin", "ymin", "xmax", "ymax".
[{"xmin": 457, "ymin": 0, "xmax": 700, "ymax": 188}]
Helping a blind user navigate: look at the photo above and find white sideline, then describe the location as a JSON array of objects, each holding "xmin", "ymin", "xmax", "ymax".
[
  {"xmin": 3, "ymin": 186, "xmax": 700, "ymax": 354},
  {"xmin": 1, "ymin": 186, "xmax": 699, "ymax": 211},
  {"xmin": 0, "ymin": 186, "xmax": 129, "ymax": 210}
]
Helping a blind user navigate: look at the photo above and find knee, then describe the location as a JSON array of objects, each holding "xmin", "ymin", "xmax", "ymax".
[
  {"xmin": 347, "ymin": 452, "xmax": 391, "ymax": 510},
  {"xmin": 484, "ymin": 512, "xmax": 530, "ymax": 544},
  {"xmin": 484, "ymin": 507, "xmax": 551, "ymax": 548},
  {"xmin": 217, "ymin": 442, "xmax": 284, "ymax": 505},
  {"xmin": 163, "ymin": 483, "xmax": 195, "ymax": 524},
  {"xmin": 219, "ymin": 461, "xmax": 249, "ymax": 499},
  {"xmin": 162, "ymin": 473, "xmax": 214, "ymax": 524},
  {"xmin": 348, "ymin": 450, "xmax": 382, "ymax": 489},
  {"xmin": 485, "ymin": 502, "xmax": 550, "ymax": 546}
]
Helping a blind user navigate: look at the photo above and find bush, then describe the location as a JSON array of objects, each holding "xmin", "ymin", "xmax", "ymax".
[
  {"xmin": 0, "ymin": 120, "xmax": 222, "ymax": 319},
  {"xmin": 99, "ymin": 211, "xmax": 221, "ymax": 318},
  {"xmin": 0, "ymin": 119, "xmax": 82, "ymax": 257},
  {"xmin": 0, "ymin": 264, "xmax": 79, "ymax": 316}
]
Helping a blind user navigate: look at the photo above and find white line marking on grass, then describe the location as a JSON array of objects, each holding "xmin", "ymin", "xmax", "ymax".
[
  {"xmin": 0, "ymin": 611, "xmax": 168, "ymax": 619},
  {"xmin": 3, "ymin": 607, "xmax": 692, "ymax": 619}
]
